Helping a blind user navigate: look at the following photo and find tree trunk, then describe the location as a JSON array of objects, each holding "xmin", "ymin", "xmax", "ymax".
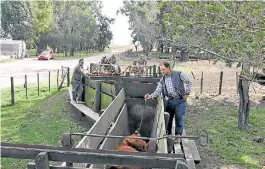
[
  {"xmin": 180, "ymin": 49, "xmax": 189, "ymax": 62},
  {"xmin": 64, "ymin": 46, "xmax": 68, "ymax": 57},
  {"xmin": 70, "ymin": 48, "xmax": 75, "ymax": 56},
  {"xmin": 150, "ymin": 44, "xmax": 153, "ymax": 51},
  {"xmin": 238, "ymin": 77, "xmax": 250, "ymax": 130},
  {"xmin": 134, "ymin": 45, "xmax": 138, "ymax": 51},
  {"xmin": 35, "ymin": 44, "xmax": 39, "ymax": 56},
  {"xmin": 143, "ymin": 43, "xmax": 150, "ymax": 58},
  {"xmin": 238, "ymin": 62, "xmax": 251, "ymax": 130}
]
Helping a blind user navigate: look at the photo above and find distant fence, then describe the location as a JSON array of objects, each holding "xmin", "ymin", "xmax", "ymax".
[
  {"xmin": 89, "ymin": 63, "xmax": 163, "ymax": 77},
  {"xmin": 113, "ymin": 48, "xmax": 133, "ymax": 62},
  {"xmin": 186, "ymin": 70, "xmax": 245, "ymax": 97},
  {"xmin": 85, "ymin": 69, "xmax": 252, "ymax": 107},
  {"xmin": 5, "ymin": 66, "xmax": 70, "ymax": 106}
]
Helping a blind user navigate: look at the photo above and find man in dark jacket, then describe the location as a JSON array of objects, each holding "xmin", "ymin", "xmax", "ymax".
[
  {"xmin": 144, "ymin": 61, "xmax": 192, "ymax": 143},
  {"xmin": 137, "ymin": 55, "xmax": 147, "ymax": 66},
  {"xmin": 71, "ymin": 59, "xmax": 86, "ymax": 104},
  {"xmin": 109, "ymin": 54, "xmax": 117, "ymax": 64},
  {"xmin": 101, "ymin": 56, "xmax": 108, "ymax": 64}
]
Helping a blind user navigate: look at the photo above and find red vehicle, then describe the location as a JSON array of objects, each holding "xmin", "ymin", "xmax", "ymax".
[{"xmin": 38, "ymin": 50, "xmax": 55, "ymax": 60}]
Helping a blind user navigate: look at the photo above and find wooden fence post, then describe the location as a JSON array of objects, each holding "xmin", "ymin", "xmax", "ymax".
[
  {"xmin": 25, "ymin": 75, "xmax": 28, "ymax": 99},
  {"xmin": 149, "ymin": 66, "xmax": 152, "ymax": 77},
  {"xmin": 11, "ymin": 77, "xmax": 15, "ymax": 105},
  {"xmin": 200, "ymin": 71, "xmax": 203, "ymax": 94},
  {"xmin": 67, "ymin": 68, "xmax": 70, "ymax": 87},
  {"xmin": 61, "ymin": 66, "xmax": 64, "ymax": 77},
  {"xmin": 37, "ymin": 73, "xmax": 40, "ymax": 96},
  {"xmin": 191, "ymin": 71, "xmax": 195, "ymax": 80},
  {"xmin": 158, "ymin": 66, "xmax": 161, "ymax": 77},
  {"xmin": 57, "ymin": 69, "xmax": 59, "ymax": 90},
  {"xmin": 95, "ymin": 81, "xmax": 101, "ymax": 113},
  {"xmin": 129, "ymin": 65, "xmax": 132, "ymax": 72},
  {"xmin": 90, "ymin": 63, "xmax": 93, "ymax": 73},
  {"xmin": 219, "ymin": 71, "xmax": 223, "ymax": 95},
  {"xmin": 48, "ymin": 71, "xmax": 51, "ymax": 93},
  {"xmin": 153, "ymin": 65, "xmax": 157, "ymax": 77},
  {"xmin": 35, "ymin": 152, "xmax": 49, "ymax": 169},
  {"xmin": 236, "ymin": 72, "xmax": 239, "ymax": 94}
]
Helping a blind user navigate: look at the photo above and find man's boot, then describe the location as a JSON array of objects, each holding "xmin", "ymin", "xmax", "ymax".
[
  {"xmin": 174, "ymin": 134, "xmax": 181, "ymax": 144},
  {"xmin": 76, "ymin": 98, "xmax": 84, "ymax": 104}
]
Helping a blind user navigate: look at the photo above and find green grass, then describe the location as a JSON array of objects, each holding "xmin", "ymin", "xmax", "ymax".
[
  {"xmin": 101, "ymin": 92, "xmax": 113, "ymax": 109},
  {"xmin": 0, "ymin": 58, "xmax": 17, "ymax": 63},
  {"xmin": 28, "ymin": 48, "xmax": 112, "ymax": 60},
  {"xmin": 84, "ymin": 86, "xmax": 113, "ymax": 110},
  {"xmin": 1, "ymin": 77, "xmax": 60, "ymax": 107},
  {"xmin": 1, "ymin": 79, "xmax": 90, "ymax": 169},
  {"xmin": 54, "ymin": 49, "xmax": 112, "ymax": 60},
  {"xmin": 186, "ymin": 100, "xmax": 265, "ymax": 169},
  {"xmin": 30, "ymin": 49, "xmax": 37, "ymax": 57},
  {"xmin": 173, "ymin": 65, "xmax": 194, "ymax": 73}
]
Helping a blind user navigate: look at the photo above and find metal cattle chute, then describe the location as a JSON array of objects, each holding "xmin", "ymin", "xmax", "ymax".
[
  {"xmin": 61, "ymin": 78, "xmax": 204, "ymax": 169},
  {"xmin": 1, "ymin": 76, "xmax": 206, "ymax": 169}
]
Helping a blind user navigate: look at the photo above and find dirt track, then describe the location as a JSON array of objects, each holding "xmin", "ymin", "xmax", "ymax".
[{"xmin": 0, "ymin": 47, "xmax": 132, "ymax": 89}]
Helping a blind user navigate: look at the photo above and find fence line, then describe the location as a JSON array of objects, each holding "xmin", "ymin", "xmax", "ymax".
[{"xmin": 3, "ymin": 66, "xmax": 70, "ymax": 106}]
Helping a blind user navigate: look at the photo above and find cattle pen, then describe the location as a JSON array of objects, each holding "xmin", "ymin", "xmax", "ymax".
[{"xmin": 1, "ymin": 74, "xmax": 208, "ymax": 169}]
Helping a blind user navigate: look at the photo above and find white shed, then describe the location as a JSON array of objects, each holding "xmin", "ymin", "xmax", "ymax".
[{"xmin": 0, "ymin": 39, "xmax": 27, "ymax": 59}]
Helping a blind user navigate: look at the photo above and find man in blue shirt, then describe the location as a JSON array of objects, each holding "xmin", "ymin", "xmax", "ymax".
[{"xmin": 145, "ymin": 61, "xmax": 192, "ymax": 143}]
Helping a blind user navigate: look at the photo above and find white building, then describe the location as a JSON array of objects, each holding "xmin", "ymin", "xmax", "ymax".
[{"xmin": 0, "ymin": 39, "xmax": 27, "ymax": 59}]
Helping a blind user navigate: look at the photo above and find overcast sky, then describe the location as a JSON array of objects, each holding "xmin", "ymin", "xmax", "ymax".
[{"xmin": 101, "ymin": 0, "xmax": 132, "ymax": 45}]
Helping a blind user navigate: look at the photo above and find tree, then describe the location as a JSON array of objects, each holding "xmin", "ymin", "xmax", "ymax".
[
  {"xmin": 28, "ymin": 0, "xmax": 53, "ymax": 53},
  {"xmin": 158, "ymin": 1, "xmax": 265, "ymax": 130},
  {"xmin": 44, "ymin": 0, "xmax": 112, "ymax": 56},
  {"xmin": 95, "ymin": 15, "xmax": 114, "ymax": 52},
  {"xmin": 118, "ymin": 0, "xmax": 158, "ymax": 57},
  {"xmin": 1, "ymin": 1, "xmax": 33, "ymax": 41}
]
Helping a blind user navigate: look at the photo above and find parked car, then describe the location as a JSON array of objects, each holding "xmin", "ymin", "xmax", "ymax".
[{"xmin": 38, "ymin": 50, "xmax": 55, "ymax": 60}]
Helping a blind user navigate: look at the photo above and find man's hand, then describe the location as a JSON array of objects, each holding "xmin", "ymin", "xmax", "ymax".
[
  {"xmin": 183, "ymin": 95, "xmax": 189, "ymax": 101},
  {"xmin": 144, "ymin": 93, "xmax": 152, "ymax": 100}
]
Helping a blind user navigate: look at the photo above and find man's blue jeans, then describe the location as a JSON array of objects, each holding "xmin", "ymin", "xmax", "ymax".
[{"xmin": 166, "ymin": 98, "xmax": 187, "ymax": 135}]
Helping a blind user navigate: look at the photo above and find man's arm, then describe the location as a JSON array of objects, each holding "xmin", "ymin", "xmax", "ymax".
[
  {"xmin": 76, "ymin": 66, "xmax": 86, "ymax": 76},
  {"xmin": 180, "ymin": 72, "xmax": 192, "ymax": 95},
  {"xmin": 151, "ymin": 82, "xmax": 162, "ymax": 99}
]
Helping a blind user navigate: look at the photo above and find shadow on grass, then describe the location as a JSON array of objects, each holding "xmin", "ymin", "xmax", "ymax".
[{"xmin": 1, "ymin": 91, "xmax": 94, "ymax": 169}]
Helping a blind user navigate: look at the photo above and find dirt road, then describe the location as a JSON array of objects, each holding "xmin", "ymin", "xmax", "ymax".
[{"xmin": 0, "ymin": 47, "xmax": 131, "ymax": 89}]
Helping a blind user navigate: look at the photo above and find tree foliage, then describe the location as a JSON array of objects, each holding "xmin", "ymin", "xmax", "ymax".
[
  {"xmin": 120, "ymin": 0, "xmax": 264, "ymax": 130},
  {"xmin": 118, "ymin": 0, "xmax": 158, "ymax": 57},
  {"xmin": 0, "ymin": 0, "xmax": 114, "ymax": 56},
  {"xmin": 1, "ymin": 1, "xmax": 33, "ymax": 40},
  {"xmin": 159, "ymin": 1, "xmax": 265, "ymax": 130}
]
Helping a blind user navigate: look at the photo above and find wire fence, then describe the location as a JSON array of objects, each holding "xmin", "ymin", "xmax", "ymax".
[
  {"xmin": 184, "ymin": 70, "xmax": 263, "ymax": 98},
  {"xmin": 1, "ymin": 67, "xmax": 70, "ymax": 106}
]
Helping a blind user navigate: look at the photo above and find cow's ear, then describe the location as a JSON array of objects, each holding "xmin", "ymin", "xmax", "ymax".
[
  {"xmin": 125, "ymin": 139, "xmax": 131, "ymax": 145},
  {"xmin": 126, "ymin": 139, "xmax": 135, "ymax": 147}
]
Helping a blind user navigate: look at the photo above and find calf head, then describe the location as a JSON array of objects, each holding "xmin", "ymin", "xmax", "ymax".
[{"xmin": 126, "ymin": 139, "xmax": 147, "ymax": 152}]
